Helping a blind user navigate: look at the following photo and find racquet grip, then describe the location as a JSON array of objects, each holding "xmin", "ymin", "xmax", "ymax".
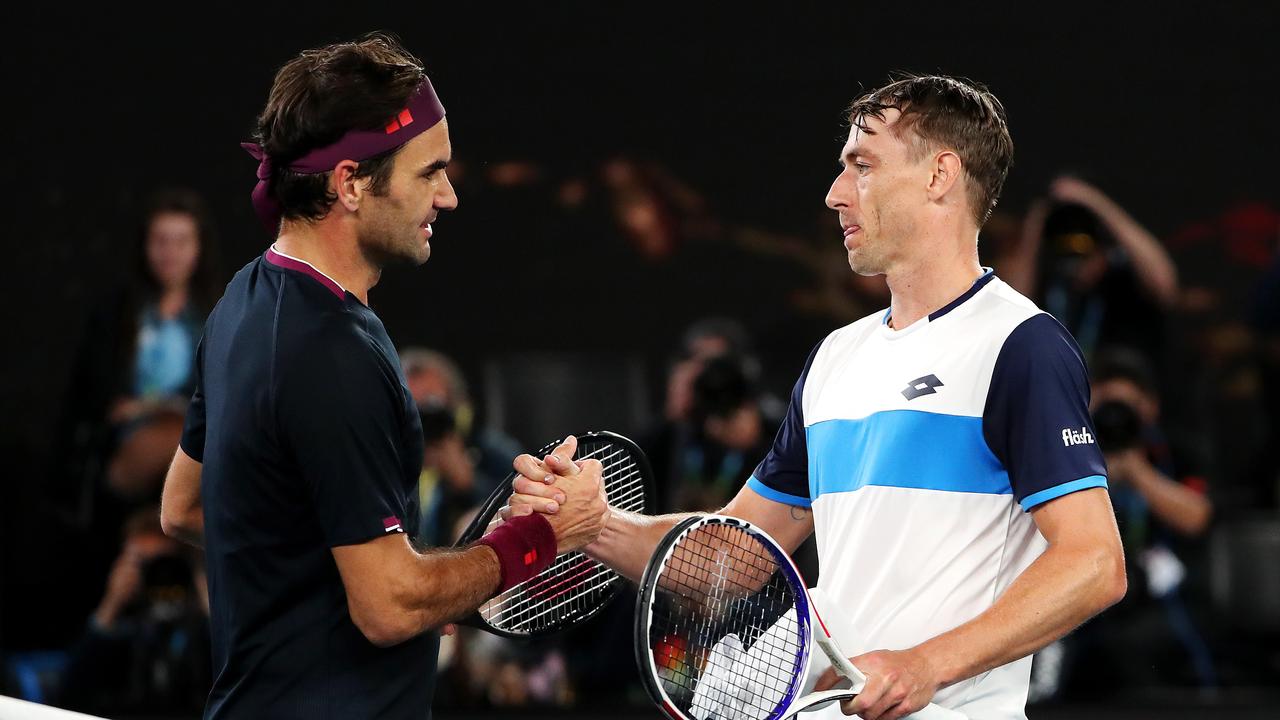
[{"xmin": 476, "ymin": 514, "xmax": 557, "ymax": 593}]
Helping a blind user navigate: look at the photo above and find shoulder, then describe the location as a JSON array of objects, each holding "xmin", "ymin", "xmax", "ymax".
[
  {"xmin": 995, "ymin": 312, "xmax": 1085, "ymax": 371},
  {"xmin": 271, "ymin": 298, "xmax": 399, "ymax": 408},
  {"xmin": 812, "ymin": 307, "xmax": 887, "ymax": 363},
  {"xmin": 955, "ymin": 277, "xmax": 1046, "ymax": 342},
  {"xmin": 286, "ymin": 308, "xmax": 384, "ymax": 371}
]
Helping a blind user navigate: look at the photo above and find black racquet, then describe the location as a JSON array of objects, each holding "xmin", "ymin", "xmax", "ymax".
[
  {"xmin": 454, "ymin": 430, "xmax": 653, "ymax": 638},
  {"xmin": 636, "ymin": 514, "xmax": 963, "ymax": 720}
]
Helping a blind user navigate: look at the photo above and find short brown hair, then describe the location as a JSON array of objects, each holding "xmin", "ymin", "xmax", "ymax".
[
  {"xmin": 254, "ymin": 33, "xmax": 425, "ymax": 223},
  {"xmin": 848, "ymin": 74, "xmax": 1013, "ymax": 226}
]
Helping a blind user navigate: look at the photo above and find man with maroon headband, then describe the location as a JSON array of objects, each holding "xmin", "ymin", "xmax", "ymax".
[{"xmin": 158, "ymin": 34, "xmax": 608, "ymax": 719}]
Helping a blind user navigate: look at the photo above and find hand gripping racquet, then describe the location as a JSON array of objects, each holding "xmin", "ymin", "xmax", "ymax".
[{"xmin": 636, "ymin": 514, "xmax": 966, "ymax": 720}]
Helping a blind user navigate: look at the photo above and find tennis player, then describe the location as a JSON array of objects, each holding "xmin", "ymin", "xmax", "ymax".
[
  {"xmin": 158, "ymin": 34, "xmax": 607, "ymax": 719},
  {"xmin": 510, "ymin": 75, "xmax": 1126, "ymax": 720}
]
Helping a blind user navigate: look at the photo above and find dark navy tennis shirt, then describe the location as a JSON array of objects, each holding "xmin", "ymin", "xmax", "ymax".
[{"xmin": 181, "ymin": 247, "xmax": 432, "ymax": 719}]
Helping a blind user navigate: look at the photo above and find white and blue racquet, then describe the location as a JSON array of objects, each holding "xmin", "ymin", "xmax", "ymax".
[{"xmin": 636, "ymin": 514, "xmax": 965, "ymax": 720}]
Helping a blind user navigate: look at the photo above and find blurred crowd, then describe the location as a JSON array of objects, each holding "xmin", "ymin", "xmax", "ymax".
[{"xmin": 5, "ymin": 155, "xmax": 1279, "ymax": 716}]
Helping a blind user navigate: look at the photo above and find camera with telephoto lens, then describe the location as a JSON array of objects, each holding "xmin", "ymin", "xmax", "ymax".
[
  {"xmin": 418, "ymin": 401, "xmax": 457, "ymax": 444},
  {"xmin": 1091, "ymin": 400, "xmax": 1142, "ymax": 453}
]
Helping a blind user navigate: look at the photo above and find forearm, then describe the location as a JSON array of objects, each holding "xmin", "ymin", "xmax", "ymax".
[
  {"xmin": 373, "ymin": 545, "xmax": 501, "ymax": 644},
  {"xmin": 1091, "ymin": 196, "xmax": 1178, "ymax": 305},
  {"xmin": 1129, "ymin": 466, "xmax": 1212, "ymax": 536},
  {"xmin": 585, "ymin": 509, "xmax": 695, "ymax": 583},
  {"xmin": 917, "ymin": 541, "xmax": 1125, "ymax": 688}
]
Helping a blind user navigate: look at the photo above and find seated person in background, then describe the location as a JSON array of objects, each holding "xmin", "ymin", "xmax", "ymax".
[
  {"xmin": 59, "ymin": 188, "xmax": 221, "ymax": 504},
  {"xmin": 59, "ymin": 506, "xmax": 211, "ymax": 717},
  {"xmin": 1033, "ymin": 347, "xmax": 1216, "ymax": 700},
  {"xmin": 400, "ymin": 347, "xmax": 522, "ymax": 503}
]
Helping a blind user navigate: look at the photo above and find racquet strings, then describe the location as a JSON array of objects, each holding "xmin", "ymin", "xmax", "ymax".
[{"xmin": 649, "ymin": 523, "xmax": 805, "ymax": 719}]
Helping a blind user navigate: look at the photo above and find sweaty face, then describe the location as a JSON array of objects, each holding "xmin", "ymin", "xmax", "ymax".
[
  {"xmin": 824, "ymin": 110, "xmax": 932, "ymax": 276},
  {"xmin": 356, "ymin": 119, "xmax": 458, "ymax": 268}
]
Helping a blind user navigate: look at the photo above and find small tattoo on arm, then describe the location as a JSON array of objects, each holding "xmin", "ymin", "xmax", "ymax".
[{"xmin": 790, "ymin": 506, "xmax": 809, "ymax": 521}]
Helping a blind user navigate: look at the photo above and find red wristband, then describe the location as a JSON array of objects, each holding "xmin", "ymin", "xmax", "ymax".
[{"xmin": 476, "ymin": 513, "xmax": 558, "ymax": 593}]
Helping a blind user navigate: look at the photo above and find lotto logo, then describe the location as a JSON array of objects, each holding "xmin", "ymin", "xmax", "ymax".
[
  {"xmin": 901, "ymin": 374, "xmax": 944, "ymax": 401},
  {"xmin": 1061, "ymin": 427, "xmax": 1095, "ymax": 446}
]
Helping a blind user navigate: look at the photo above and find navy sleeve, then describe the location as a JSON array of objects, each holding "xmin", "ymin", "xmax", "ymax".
[
  {"xmin": 984, "ymin": 313, "xmax": 1108, "ymax": 511},
  {"xmin": 179, "ymin": 337, "xmax": 206, "ymax": 462},
  {"xmin": 277, "ymin": 322, "xmax": 413, "ymax": 547},
  {"xmin": 747, "ymin": 343, "xmax": 822, "ymax": 508}
]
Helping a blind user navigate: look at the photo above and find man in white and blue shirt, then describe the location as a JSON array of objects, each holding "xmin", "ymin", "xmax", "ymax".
[
  {"xmin": 511, "ymin": 74, "xmax": 1127, "ymax": 720},
  {"xmin": 750, "ymin": 268, "xmax": 1111, "ymax": 718}
]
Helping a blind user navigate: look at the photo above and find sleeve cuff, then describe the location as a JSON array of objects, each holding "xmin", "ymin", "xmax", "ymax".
[
  {"xmin": 1020, "ymin": 474, "xmax": 1108, "ymax": 511},
  {"xmin": 747, "ymin": 476, "xmax": 811, "ymax": 508},
  {"xmin": 178, "ymin": 437, "xmax": 203, "ymax": 463}
]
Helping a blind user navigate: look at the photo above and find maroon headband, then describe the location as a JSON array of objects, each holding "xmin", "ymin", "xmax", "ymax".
[{"xmin": 242, "ymin": 77, "xmax": 446, "ymax": 233}]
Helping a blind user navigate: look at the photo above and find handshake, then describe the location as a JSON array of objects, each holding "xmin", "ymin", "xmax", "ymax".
[{"xmin": 501, "ymin": 435, "xmax": 611, "ymax": 554}]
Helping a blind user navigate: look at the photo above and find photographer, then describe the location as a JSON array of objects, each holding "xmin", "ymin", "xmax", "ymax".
[
  {"xmin": 60, "ymin": 506, "xmax": 210, "ymax": 716},
  {"xmin": 1036, "ymin": 348, "xmax": 1216, "ymax": 699},
  {"xmin": 413, "ymin": 400, "xmax": 490, "ymax": 548},
  {"xmin": 1092, "ymin": 350, "xmax": 1213, "ymax": 539},
  {"xmin": 1002, "ymin": 177, "xmax": 1178, "ymax": 363}
]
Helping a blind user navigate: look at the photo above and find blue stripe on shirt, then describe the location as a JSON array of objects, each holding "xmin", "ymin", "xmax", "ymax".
[{"xmin": 806, "ymin": 410, "xmax": 1012, "ymax": 499}]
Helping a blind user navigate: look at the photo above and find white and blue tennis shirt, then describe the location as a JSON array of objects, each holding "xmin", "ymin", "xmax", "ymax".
[{"xmin": 748, "ymin": 270, "xmax": 1107, "ymax": 719}]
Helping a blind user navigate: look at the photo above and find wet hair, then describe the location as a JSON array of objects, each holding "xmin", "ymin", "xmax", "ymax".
[{"xmin": 847, "ymin": 74, "xmax": 1013, "ymax": 226}]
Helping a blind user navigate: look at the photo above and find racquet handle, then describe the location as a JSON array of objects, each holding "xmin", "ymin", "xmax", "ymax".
[{"xmin": 809, "ymin": 598, "xmax": 968, "ymax": 719}]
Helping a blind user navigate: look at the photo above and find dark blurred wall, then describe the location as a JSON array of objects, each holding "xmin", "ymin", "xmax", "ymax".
[{"xmin": 4, "ymin": 2, "xmax": 1278, "ymax": 500}]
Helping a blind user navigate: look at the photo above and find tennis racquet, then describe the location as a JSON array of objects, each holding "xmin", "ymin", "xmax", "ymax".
[
  {"xmin": 454, "ymin": 430, "xmax": 654, "ymax": 638},
  {"xmin": 636, "ymin": 514, "xmax": 965, "ymax": 720}
]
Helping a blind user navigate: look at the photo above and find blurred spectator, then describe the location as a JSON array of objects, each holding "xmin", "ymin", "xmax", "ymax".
[
  {"xmin": 414, "ymin": 400, "xmax": 485, "ymax": 547},
  {"xmin": 400, "ymin": 348, "xmax": 523, "ymax": 545},
  {"xmin": 57, "ymin": 188, "xmax": 221, "ymax": 509},
  {"xmin": 667, "ymin": 354, "xmax": 773, "ymax": 512},
  {"xmin": 647, "ymin": 319, "xmax": 757, "ymax": 510},
  {"xmin": 661, "ymin": 317, "xmax": 755, "ymax": 424},
  {"xmin": 58, "ymin": 506, "xmax": 211, "ymax": 716},
  {"xmin": 1092, "ymin": 349, "xmax": 1213, "ymax": 538},
  {"xmin": 1003, "ymin": 176, "xmax": 1178, "ymax": 364},
  {"xmin": 1034, "ymin": 348, "xmax": 1216, "ymax": 700}
]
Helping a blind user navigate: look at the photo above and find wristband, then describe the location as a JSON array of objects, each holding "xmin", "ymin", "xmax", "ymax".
[{"xmin": 476, "ymin": 513, "xmax": 557, "ymax": 593}]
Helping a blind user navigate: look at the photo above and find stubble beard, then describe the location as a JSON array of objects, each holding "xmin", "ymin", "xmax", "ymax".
[{"xmin": 358, "ymin": 204, "xmax": 430, "ymax": 269}]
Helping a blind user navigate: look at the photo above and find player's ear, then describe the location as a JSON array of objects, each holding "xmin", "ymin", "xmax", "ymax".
[
  {"xmin": 926, "ymin": 150, "xmax": 963, "ymax": 204},
  {"xmin": 331, "ymin": 160, "xmax": 363, "ymax": 212}
]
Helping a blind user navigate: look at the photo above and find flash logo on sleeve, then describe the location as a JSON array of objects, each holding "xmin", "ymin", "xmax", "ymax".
[{"xmin": 1061, "ymin": 427, "xmax": 1095, "ymax": 446}]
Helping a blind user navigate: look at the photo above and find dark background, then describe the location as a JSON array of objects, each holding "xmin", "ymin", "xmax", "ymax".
[
  {"xmin": 8, "ymin": 3, "xmax": 1278, "ymax": 459},
  {"xmin": 3, "ymin": 1, "xmax": 1278, "ymax": 715}
]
